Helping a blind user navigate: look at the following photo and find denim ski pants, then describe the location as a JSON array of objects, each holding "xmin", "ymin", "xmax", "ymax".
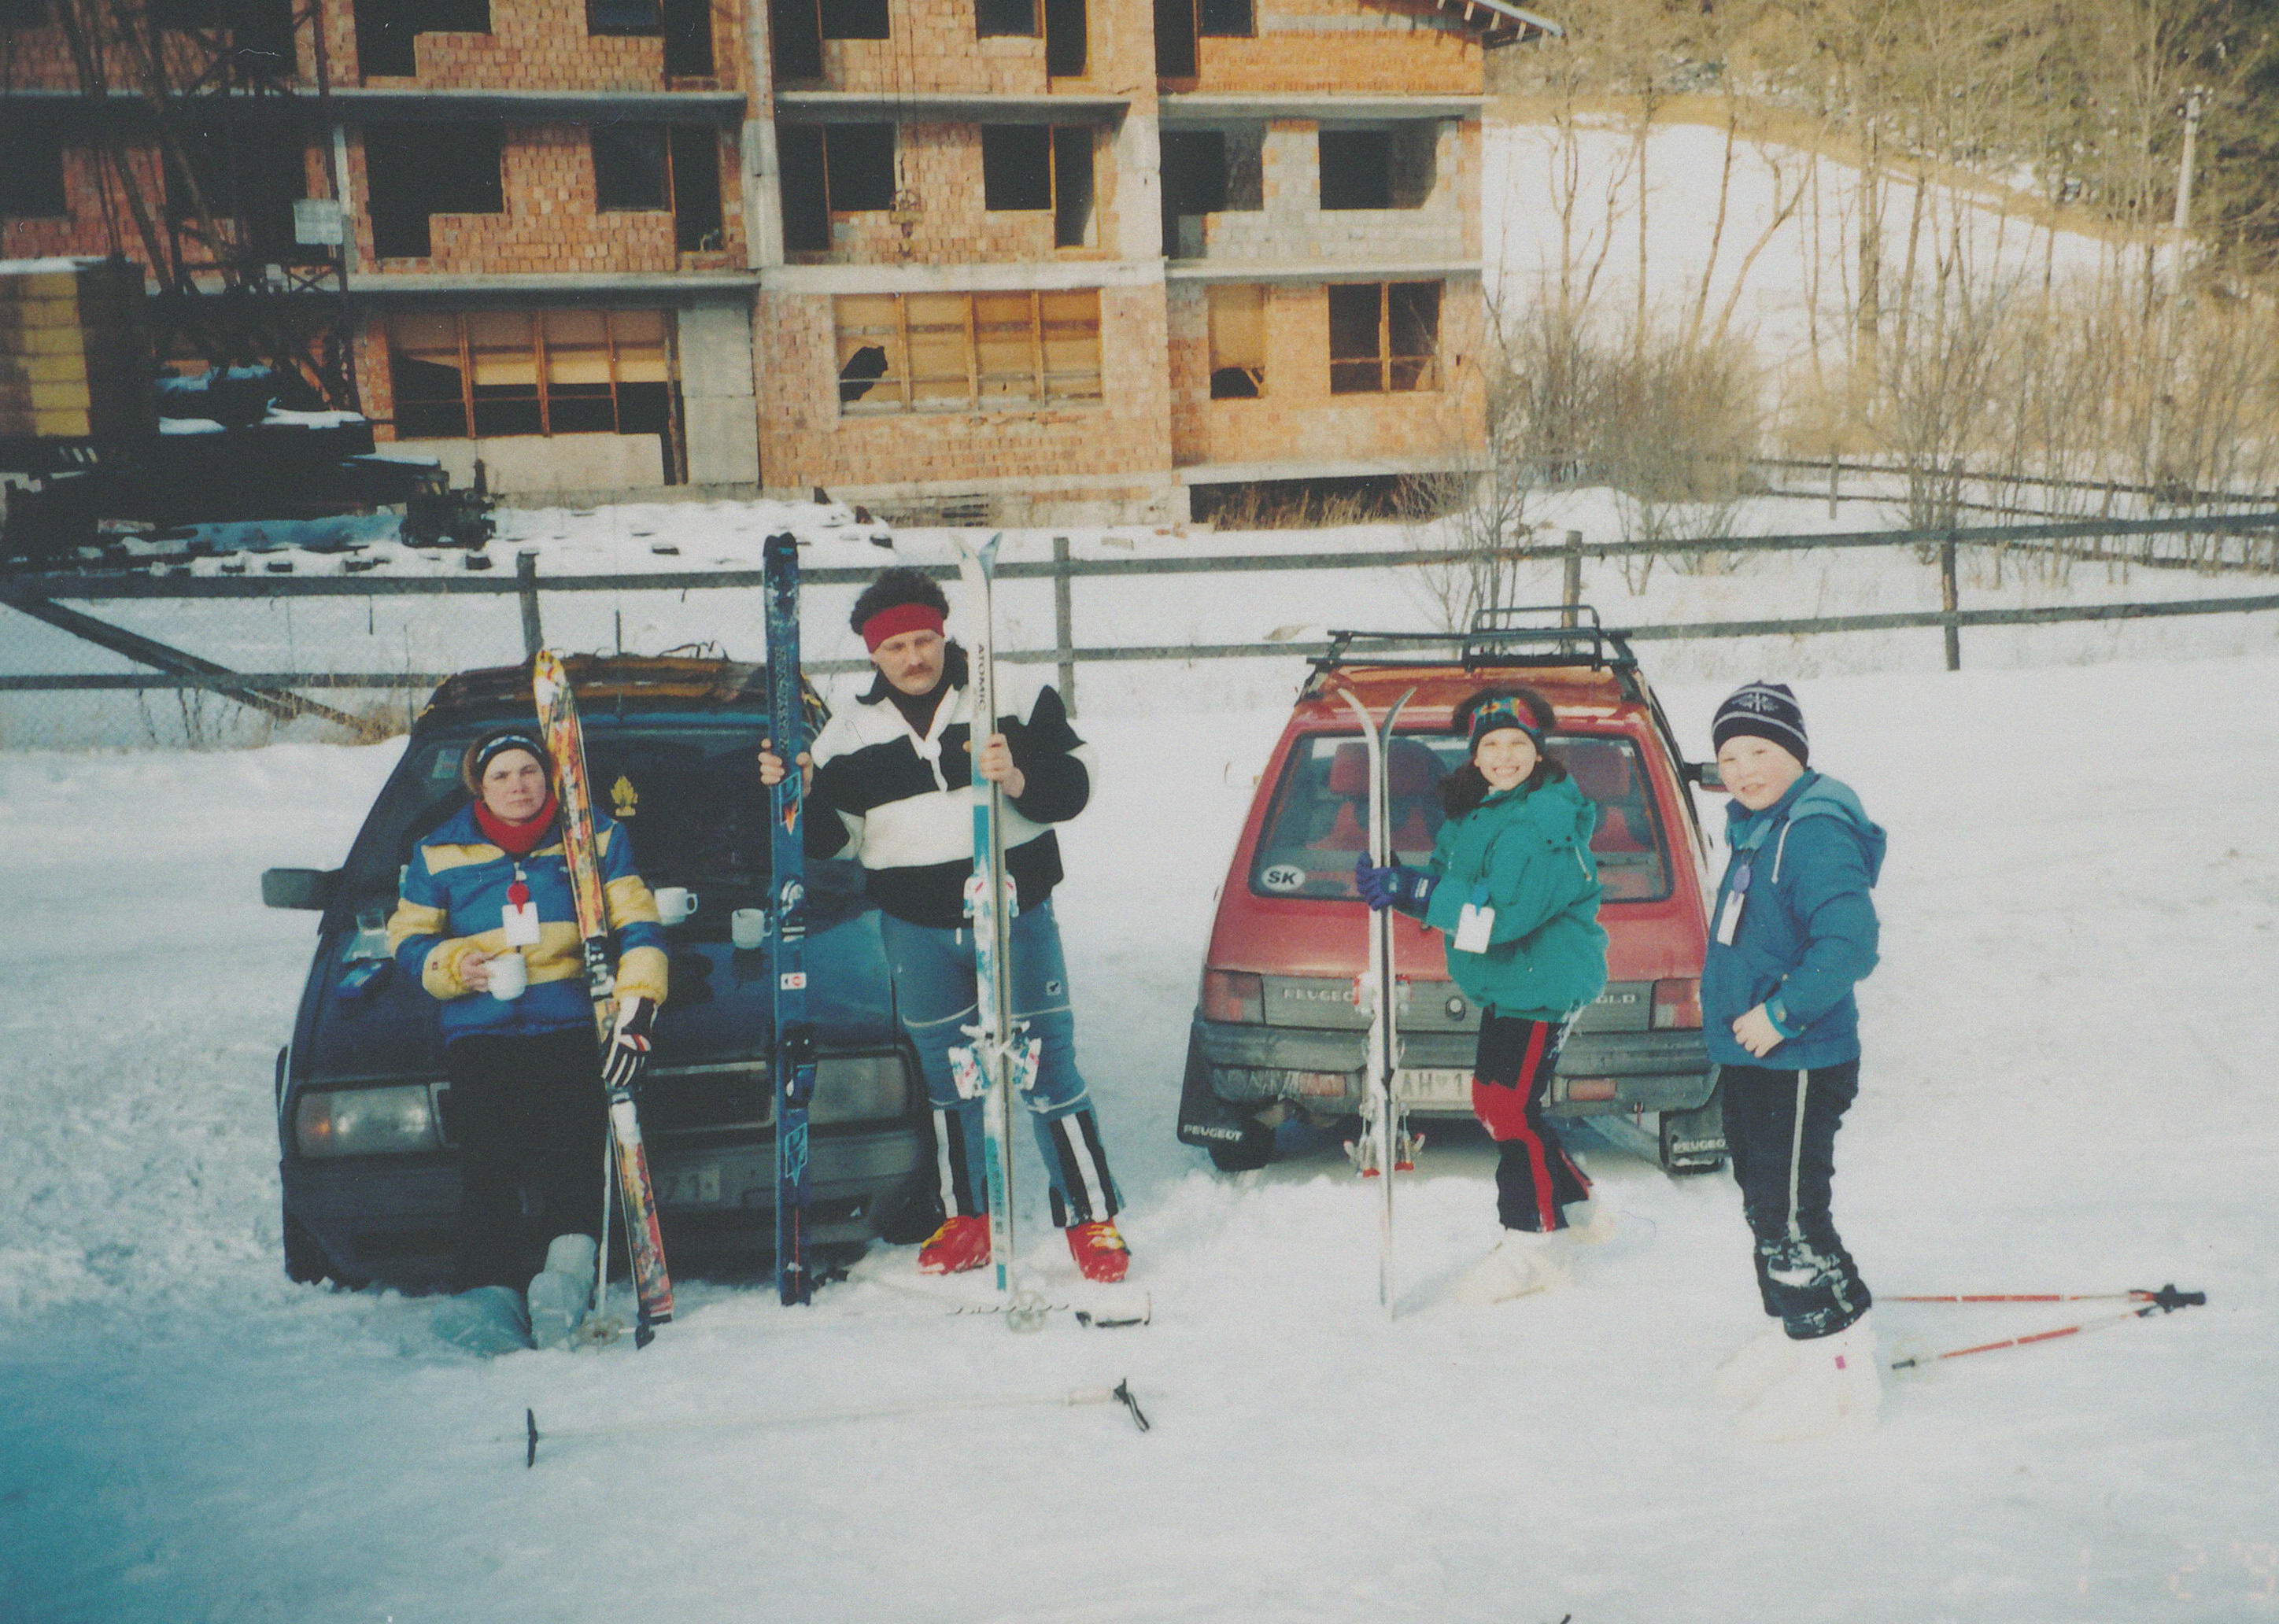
[{"xmin": 880, "ymin": 899, "xmax": 1120, "ymax": 1227}]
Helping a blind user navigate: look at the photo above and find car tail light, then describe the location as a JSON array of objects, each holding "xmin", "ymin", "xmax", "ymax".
[
  {"xmin": 1201, "ymin": 969, "xmax": 1265, "ymax": 1024},
  {"xmin": 1564, "ymin": 1076, "xmax": 1619, "ymax": 1102},
  {"xmin": 1652, "ymin": 977, "xmax": 1702, "ymax": 1030}
]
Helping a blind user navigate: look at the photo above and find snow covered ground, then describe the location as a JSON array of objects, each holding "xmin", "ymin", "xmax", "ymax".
[{"xmin": 2, "ymin": 650, "xmax": 2275, "ymax": 1622}]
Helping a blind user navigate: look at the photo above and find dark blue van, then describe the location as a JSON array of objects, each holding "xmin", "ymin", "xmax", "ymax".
[{"xmin": 263, "ymin": 656, "xmax": 931, "ymax": 1291}]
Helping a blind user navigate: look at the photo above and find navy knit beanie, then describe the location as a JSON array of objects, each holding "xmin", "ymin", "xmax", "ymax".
[{"xmin": 1711, "ymin": 681, "xmax": 1809, "ymax": 766}]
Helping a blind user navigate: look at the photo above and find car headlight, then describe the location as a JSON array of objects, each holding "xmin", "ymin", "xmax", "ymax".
[
  {"xmin": 295, "ymin": 1085, "xmax": 443, "ymax": 1157},
  {"xmin": 809, "ymin": 1053, "xmax": 909, "ymax": 1127}
]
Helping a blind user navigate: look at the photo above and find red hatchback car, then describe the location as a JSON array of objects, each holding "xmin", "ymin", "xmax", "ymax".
[{"xmin": 1176, "ymin": 611, "xmax": 1727, "ymax": 1176}]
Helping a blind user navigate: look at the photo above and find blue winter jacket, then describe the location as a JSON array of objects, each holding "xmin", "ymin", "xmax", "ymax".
[
  {"xmin": 386, "ymin": 803, "xmax": 669, "ymax": 1044},
  {"xmin": 1701, "ymin": 771, "xmax": 1886, "ymax": 1069}
]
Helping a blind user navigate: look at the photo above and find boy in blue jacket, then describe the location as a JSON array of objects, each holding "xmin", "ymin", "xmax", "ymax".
[{"xmin": 1701, "ymin": 681, "xmax": 1888, "ymax": 1440}]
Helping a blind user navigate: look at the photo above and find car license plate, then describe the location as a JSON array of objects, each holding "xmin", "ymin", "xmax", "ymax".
[
  {"xmin": 1394, "ymin": 1068, "xmax": 1473, "ymax": 1105},
  {"xmin": 661, "ymin": 1165, "xmax": 723, "ymax": 1206}
]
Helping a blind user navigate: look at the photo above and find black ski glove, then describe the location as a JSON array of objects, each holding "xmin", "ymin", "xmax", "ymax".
[{"xmin": 601, "ymin": 997, "xmax": 656, "ymax": 1093}]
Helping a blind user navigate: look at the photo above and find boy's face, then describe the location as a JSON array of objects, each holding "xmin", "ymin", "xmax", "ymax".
[
  {"xmin": 870, "ymin": 627, "xmax": 947, "ymax": 696},
  {"xmin": 1716, "ymin": 734, "xmax": 1805, "ymax": 812}
]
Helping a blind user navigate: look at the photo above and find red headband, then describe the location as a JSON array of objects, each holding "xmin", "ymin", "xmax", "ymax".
[{"xmin": 861, "ymin": 602, "xmax": 945, "ymax": 651}]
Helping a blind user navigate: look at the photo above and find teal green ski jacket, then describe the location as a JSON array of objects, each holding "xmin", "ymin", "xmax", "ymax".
[{"xmin": 1421, "ymin": 773, "xmax": 1609, "ymax": 1023}]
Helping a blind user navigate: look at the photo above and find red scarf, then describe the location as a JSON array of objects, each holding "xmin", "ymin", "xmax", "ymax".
[{"xmin": 474, "ymin": 793, "xmax": 560, "ymax": 857}]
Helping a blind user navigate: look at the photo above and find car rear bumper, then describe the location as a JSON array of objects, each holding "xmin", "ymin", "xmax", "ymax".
[
  {"xmin": 283, "ymin": 1123, "xmax": 928, "ymax": 1292},
  {"xmin": 1188, "ymin": 1015, "xmax": 1716, "ymax": 1116}
]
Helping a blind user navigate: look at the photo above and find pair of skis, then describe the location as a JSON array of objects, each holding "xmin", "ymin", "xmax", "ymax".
[
  {"xmin": 1338, "ymin": 686, "xmax": 1419, "ymax": 1316},
  {"xmin": 530, "ymin": 539, "xmax": 819, "ymax": 1343}
]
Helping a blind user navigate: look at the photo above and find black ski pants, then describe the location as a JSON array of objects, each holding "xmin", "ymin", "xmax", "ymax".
[
  {"xmin": 1472, "ymin": 1009, "xmax": 1590, "ymax": 1233},
  {"xmin": 443, "ymin": 1026, "xmax": 608, "ymax": 1293},
  {"xmin": 1721, "ymin": 1059, "xmax": 1871, "ymax": 1340}
]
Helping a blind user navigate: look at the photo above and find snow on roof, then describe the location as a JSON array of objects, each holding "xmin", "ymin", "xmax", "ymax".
[{"xmin": 0, "ymin": 256, "xmax": 112, "ymax": 275}]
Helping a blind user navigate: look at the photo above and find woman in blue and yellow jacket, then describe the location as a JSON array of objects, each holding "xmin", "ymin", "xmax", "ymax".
[
  {"xmin": 388, "ymin": 726, "xmax": 667, "ymax": 1331},
  {"xmin": 1358, "ymin": 688, "xmax": 1609, "ymax": 1303}
]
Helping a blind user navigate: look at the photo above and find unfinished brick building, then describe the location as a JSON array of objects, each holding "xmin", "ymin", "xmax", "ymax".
[{"xmin": 0, "ymin": 0, "xmax": 1553, "ymax": 518}]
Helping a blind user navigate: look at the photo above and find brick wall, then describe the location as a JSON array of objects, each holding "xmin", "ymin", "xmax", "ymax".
[
  {"xmin": 326, "ymin": 0, "xmax": 744, "ymax": 89},
  {"xmin": 1179, "ymin": 0, "xmax": 1481, "ymax": 94},
  {"xmin": 754, "ymin": 282, "xmax": 1174, "ymax": 489},
  {"xmin": 796, "ymin": 0, "xmax": 1152, "ymax": 96},
  {"xmin": 345, "ymin": 123, "xmax": 744, "ymax": 273},
  {"xmin": 1166, "ymin": 276, "xmax": 1486, "ymax": 469},
  {"xmin": 1177, "ymin": 116, "xmax": 1477, "ymax": 264},
  {"xmin": 790, "ymin": 121, "xmax": 1123, "ymax": 264}
]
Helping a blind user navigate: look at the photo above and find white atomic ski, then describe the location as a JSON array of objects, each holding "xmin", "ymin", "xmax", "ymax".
[{"xmin": 1339, "ymin": 686, "xmax": 1415, "ymax": 1316}]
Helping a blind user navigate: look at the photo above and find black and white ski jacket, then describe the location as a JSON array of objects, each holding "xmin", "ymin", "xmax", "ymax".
[{"xmin": 807, "ymin": 648, "xmax": 1092, "ymax": 929}]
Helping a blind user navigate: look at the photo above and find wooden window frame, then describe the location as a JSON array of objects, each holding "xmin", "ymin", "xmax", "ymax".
[
  {"xmin": 386, "ymin": 309, "xmax": 674, "ymax": 439},
  {"xmin": 1327, "ymin": 281, "xmax": 1441, "ymax": 396},
  {"xmin": 833, "ymin": 290, "xmax": 1102, "ymax": 415}
]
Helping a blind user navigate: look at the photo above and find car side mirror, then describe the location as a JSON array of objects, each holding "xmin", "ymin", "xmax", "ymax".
[
  {"xmin": 1687, "ymin": 761, "xmax": 1724, "ymax": 790},
  {"xmin": 263, "ymin": 867, "xmax": 340, "ymax": 910}
]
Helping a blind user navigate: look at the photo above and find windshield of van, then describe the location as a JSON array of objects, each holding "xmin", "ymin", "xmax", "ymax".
[{"xmin": 1249, "ymin": 731, "xmax": 1672, "ymax": 903}]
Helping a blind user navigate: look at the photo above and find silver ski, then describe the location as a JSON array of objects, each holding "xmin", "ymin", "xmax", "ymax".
[
  {"xmin": 950, "ymin": 532, "xmax": 1029, "ymax": 1303},
  {"xmin": 1339, "ymin": 686, "xmax": 1413, "ymax": 1316}
]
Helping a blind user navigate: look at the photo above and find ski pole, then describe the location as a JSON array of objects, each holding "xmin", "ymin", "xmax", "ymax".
[
  {"xmin": 1888, "ymin": 1286, "xmax": 2205, "ymax": 1308},
  {"xmin": 515, "ymin": 1379, "xmax": 1151, "ymax": 1466},
  {"xmin": 1889, "ymin": 1284, "xmax": 2206, "ymax": 1371}
]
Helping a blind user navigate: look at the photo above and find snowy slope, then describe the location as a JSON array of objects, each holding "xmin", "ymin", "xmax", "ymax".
[{"xmin": 1, "ymin": 654, "xmax": 2273, "ymax": 1622}]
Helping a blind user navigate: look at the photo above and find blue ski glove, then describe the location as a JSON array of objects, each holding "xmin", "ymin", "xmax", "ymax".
[{"xmin": 1354, "ymin": 857, "xmax": 1437, "ymax": 917}]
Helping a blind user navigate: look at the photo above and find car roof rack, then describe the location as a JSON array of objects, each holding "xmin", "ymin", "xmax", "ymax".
[{"xmin": 1309, "ymin": 605, "xmax": 1637, "ymax": 677}]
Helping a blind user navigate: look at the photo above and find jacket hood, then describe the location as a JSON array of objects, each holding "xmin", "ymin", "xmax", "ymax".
[{"xmin": 1726, "ymin": 771, "xmax": 1887, "ymax": 886}]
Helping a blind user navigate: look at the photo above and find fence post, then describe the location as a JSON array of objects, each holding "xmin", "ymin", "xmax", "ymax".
[
  {"xmin": 517, "ymin": 550, "xmax": 543, "ymax": 659},
  {"xmin": 1939, "ymin": 534, "xmax": 1961, "ymax": 671},
  {"xmin": 1561, "ymin": 530, "xmax": 1583, "ymax": 626},
  {"xmin": 1052, "ymin": 534, "xmax": 1077, "ymax": 716}
]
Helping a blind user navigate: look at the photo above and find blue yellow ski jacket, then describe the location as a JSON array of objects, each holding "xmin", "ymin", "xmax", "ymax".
[
  {"xmin": 387, "ymin": 803, "xmax": 669, "ymax": 1044},
  {"xmin": 1701, "ymin": 771, "xmax": 1886, "ymax": 1069},
  {"xmin": 1421, "ymin": 773, "xmax": 1609, "ymax": 1023}
]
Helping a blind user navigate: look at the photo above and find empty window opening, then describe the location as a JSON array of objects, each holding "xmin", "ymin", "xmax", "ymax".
[
  {"xmin": 365, "ymin": 124, "xmax": 501, "ymax": 259},
  {"xmin": 1328, "ymin": 281, "xmax": 1439, "ymax": 394},
  {"xmin": 1159, "ymin": 126, "xmax": 1260, "ymax": 257},
  {"xmin": 0, "ymin": 0, "xmax": 52, "ymax": 26},
  {"xmin": 593, "ymin": 124, "xmax": 669, "ymax": 210},
  {"xmin": 164, "ymin": 118, "xmax": 302, "ymax": 257},
  {"xmin": 778, "ymin": 122, "xmax": 894, "ymax": 253},
  {"xmin": 1197, "ymin": 0, "xmax": 1249, "ymax": 35},
  {"xmin": 1, "ymin": 125, "xmax": 70, "ymax": 220},
  {"xmin": 976, "ymin": 0, "xmax": 1031, "ymax": 35},
  {"xmin": 660, "ymin": 0, "xmax": 713, "ymax": 74},
  {"xmin": 1043, "ymin": 0, "xmax": 1084, "ymax": 75},
  {"xmin": 981, "ymin": 125, "xmax": 1091, "ymax": 246},
  {"xmin": 1318, "ymin": 129, "xmax": 1389, "ymax": 210},
  {"xmin": 667, "ymin": 127, "xmax": 723, "ymax": 251},
  {"xmin": 386, "ymin": 308, "xmax": 674, "ymax": 444},
  {"xmin": 352, "ymin": 0, "xmax": 490, "ymax": 78},
  {"xmin": 1152, "ymin": 0, "xmax": 1193, "ymax": 77},
  {"xmin": 588, "ymin": 0, "xmax": 658, "ymax": 33},
  {"xmin": 767, "ymin": 0, "xmax": 823, "ymax": 77},
  {"xmin": 833, "ymin": 290, "xmax": 1102, "ymax": 412},
  {"xmin": 1207, "ymin": 284, "xmax": 1265, "ymax": 399}
]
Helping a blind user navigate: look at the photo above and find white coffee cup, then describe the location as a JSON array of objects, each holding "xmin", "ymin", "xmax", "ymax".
[
  {"xmin": 732, "ymin": 907, "xmax": 768, "ymax": 950},
  {"xmin": 487, "ymin": 949, "xmax": 527, "ymax": 1001},
  {"xmin": 655, "ymin": 887, "xmax": 700, "ymax": 925}
]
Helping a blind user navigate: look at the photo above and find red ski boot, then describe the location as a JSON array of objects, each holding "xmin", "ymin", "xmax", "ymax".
[
  {"xmin": 1066, "ymin": 1220, "xmax": 1132, "ymax": 1283},
  {"xmin": 918, "ymin": 1214, "xmax": 991, "ymax": 1275}
]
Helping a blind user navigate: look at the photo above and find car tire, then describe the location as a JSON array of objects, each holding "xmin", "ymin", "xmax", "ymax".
[
  {"xmin": 283, "ymin": 1206, "xmax": 368, "ymax": 1289},
  {"xmin": 1178, "ymin": 1028, "xmax": 1277, "ymax": 1173},
  {"xmin": 874, "ymin": 1169, "xmax": 945, "ymax": 1246},
  {"xmin": 1205, "ymin": 1124, "xmax": 1276, "ymax": 1174}
]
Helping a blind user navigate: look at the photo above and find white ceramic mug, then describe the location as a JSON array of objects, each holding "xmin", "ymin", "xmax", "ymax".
[
  {"xmin": 731, "ymin": 907, "xmax": 768, "ymax": 950},
  {"xmin": 487, "ymin": 949, "xmax": 527, "ymax": 1001},
  {"xmin": 655, "ymin": 887, "xmax": 700, "ymax": 925}
]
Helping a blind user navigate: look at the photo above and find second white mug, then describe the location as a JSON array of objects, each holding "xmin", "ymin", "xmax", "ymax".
[{"xmin": 731, "ymin": 907, "xmax": 767, "ymax": 950}]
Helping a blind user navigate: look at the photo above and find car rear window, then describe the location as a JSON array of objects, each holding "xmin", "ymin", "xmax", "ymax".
[{"xmin": 1249, "ymin": 731, "xmax": 1672, "ymax": 903}]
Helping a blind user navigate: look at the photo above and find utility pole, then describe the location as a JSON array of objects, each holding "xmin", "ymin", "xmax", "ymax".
[{"xmin": 2170, "ymin": 87, "xmax": 2207, "ymax": 301}]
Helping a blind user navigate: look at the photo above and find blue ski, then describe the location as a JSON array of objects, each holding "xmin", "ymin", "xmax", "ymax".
[{"xmin": 764, "ymin": 531, "xmax": 818, "ymax": 1307}]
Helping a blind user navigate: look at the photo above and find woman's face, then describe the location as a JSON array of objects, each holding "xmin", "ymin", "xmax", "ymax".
[
  {"xmin": 478, "ymin": 750, "xmax": 550, "ymax": 821},
  {"xmin": 1474, "ymin": 727, "xmax": 1540, "ymax": 792}
]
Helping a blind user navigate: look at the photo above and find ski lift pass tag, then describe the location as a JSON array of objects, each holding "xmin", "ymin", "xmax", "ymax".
[
  {"xmin": 501, "ymin": 881, "xmax": 542, "ymax": 947},
  {"xmin": 1714, "ymin": 861, "xmax": 1751, "ymax": 947},
  {"xmin": 1453, "ymin": 902, "xmax": 1494, "ymax": 954},
  {"xmin": 780, "ymin": 971, "xmax": 807, "ymax": 991}
]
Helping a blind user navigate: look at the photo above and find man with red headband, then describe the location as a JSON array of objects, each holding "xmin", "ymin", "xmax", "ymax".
[{"xmin": 761, "ymin": 567, "xmax": 1131, "ymax": 1283}]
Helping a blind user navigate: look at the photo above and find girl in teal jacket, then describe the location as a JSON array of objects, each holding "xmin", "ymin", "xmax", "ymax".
[{"xmin": 1358, "ymin": 688, "xmax": 1609, "ymax": 1301}]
